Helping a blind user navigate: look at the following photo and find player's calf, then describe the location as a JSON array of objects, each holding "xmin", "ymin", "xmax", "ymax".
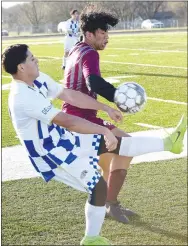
[
  {"xmin": 88, "ymin": 176, "xmax": 107, "ymax": 206},
  {"xmin": 83, "ymin": 177, "xmax": 107, "ymax": 243}
]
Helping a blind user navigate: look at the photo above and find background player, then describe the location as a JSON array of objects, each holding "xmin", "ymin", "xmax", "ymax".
[{"xmin": 62, "ymin": 9, "xmax": 80, "ymax": 69}]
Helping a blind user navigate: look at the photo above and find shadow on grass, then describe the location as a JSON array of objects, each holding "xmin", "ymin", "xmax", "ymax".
[
  {"xmin": 128, "ymin": 216, "xmax": 187, "ymax": 243},
  {"xmin": 102, "ymin": 71, "xmax": 187, "ymax": 79}
]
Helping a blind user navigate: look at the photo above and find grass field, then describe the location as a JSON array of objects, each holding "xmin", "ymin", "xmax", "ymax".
[{"xmin": 2, "ymin": 32, "xmax": 187, "ymax": 245}]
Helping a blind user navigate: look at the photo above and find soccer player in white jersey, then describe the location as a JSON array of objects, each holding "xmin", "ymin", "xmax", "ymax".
[
  {"xmin": 62, "ymin": 9, "xmax": 80, "ymax": 70},
  {"xmin": 2, "ymin": 44, "xmax": 186, "ymax": 245}
]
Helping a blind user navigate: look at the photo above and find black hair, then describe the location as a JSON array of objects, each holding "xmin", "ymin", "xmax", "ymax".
[
  {"xmin": 80, "ymin": 6, "xmax": 118, "ymax": 34},
  {"xmin": 2, "ymin": 44, "xmax": 28, "ymax": 74},
  {"xmin": 70, "ymin": 9, "xmax": 78, "ymax": 15}
]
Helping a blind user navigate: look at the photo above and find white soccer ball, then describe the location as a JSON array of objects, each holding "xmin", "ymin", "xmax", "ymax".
[
  {"xmin": 57, "ymin": 21, "xmax": 67, "ymax": 34},
  {"xmin": 114, "ymin": 82, "xmax": 147, "ymax": 114}
]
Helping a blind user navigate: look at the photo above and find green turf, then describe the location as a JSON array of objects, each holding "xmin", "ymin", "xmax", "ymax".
[
  {"xmin": 2, "ymin": 89, "xmax": 187, "ymax": 147},
  {"xmin": 2, "ymin": 32, "xmax": 188, "ymax": 245},
  {"xmin": 2, "ymin": 158, "xmax": 187, "ymax": 245},
  {"xmin": 2, "ymin": 32, "xmax": 187, "ymax": 148},
  {"xmin": 1, "ymin": 76, "xmax": 11, "ymax": 85}
]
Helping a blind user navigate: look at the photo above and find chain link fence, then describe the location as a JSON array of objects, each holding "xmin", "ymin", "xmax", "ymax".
[{"xmin": 2, "ymin": 18, "xmax": 187, "ymax": 37}]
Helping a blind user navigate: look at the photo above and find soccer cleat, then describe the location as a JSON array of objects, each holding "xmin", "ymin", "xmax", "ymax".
[
  {"xmin": 80, "ymin": 236, "xmax": 111, "ymax": 245},
  {"xmin": 106, "ymin": 201, "xmax": 138, "ymax": 218},
  {"xmin": 164, "ymin": 114, "xmax": 187, "ymax": 154},
  {"xmin": 106, "ymin": 201, "xmax": 129, "ymax": 224}
]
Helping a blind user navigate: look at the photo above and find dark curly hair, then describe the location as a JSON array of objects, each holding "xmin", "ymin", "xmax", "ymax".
[
  {"xmin": 70, "ymin": 9, "xmax": 78, "ymax": 15},
  {"xmin": 80, "ymin": 6, "xmax": 118, "ymax": 34},
  {"xmin": 2, "ymin": 44, "xmax": 28, "ymax": 74}
]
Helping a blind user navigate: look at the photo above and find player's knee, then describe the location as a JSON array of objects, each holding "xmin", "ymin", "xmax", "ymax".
[
  {"xmin": 88, "ymin": 177, "xmax": 107, "ymax": 206},
  {"xmin": 98, "ymin": 154, "xmax": 111, "ymax": 173},
  {"xmin": 112, "ymin": 155, "xmax": 132, "ymax": 170}
]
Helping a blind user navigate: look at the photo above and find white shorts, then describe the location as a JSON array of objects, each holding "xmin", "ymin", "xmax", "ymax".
[
  {"xmin": 52, "ymin": 133, "xmax": 102, "ymax": 194},
  {"xmin": 64, "ymin": 36, "xmax": 78, "ymax": 52}
]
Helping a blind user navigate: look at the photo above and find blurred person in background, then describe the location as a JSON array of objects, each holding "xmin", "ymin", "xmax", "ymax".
[{"xmin": 62, "ymin": 9, "xmax": 80, "ymax": 70}]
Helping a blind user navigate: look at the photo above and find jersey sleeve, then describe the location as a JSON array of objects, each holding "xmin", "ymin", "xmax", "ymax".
[
  {"xmin": 82, "ymin": 50, "xmax": 101, "ymax": 79},
  {"xmin": 38, "ymin": 72, "xmax": 64, "ymax": 99},
  {"xmin": 23, "ymin": 91, "xmax": 61, "ymax": 124},
  {"xmin": 65, "ymin": 19, "xmax": 71, "ymax": 33}
]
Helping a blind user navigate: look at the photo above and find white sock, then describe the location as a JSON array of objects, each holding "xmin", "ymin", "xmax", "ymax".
[
  {"xmin": 62, "ymin": 56, "xmax": 66, "ymax": 67},
  {"xmin": 119, "ymin": 136, "xmax": 164, "ymax": 157},
  {"xmin": 85, "ymin": 201, "xmax": 106, "ymax": 237}
]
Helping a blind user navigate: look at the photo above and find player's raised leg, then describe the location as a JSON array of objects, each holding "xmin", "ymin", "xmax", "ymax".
[{"xmin": 99, "ymin": 115, "xmax": 187, "ymax": 157}]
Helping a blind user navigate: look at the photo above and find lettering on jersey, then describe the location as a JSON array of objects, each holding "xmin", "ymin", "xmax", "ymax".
[
  {"xmin": 42, "ymin": 104, "xmax": 52, "ymax": 115},
  {"xmin": 80, "ymin": 170, "xmax": 88, "ymax": 179}
]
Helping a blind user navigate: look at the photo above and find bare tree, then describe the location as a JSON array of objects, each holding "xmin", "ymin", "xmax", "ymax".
[
  {"xmin": 21, "ymin": 2, "xmax": 46, "ymax": 33},
  {"xmin": 137, "ymin": 1, "xmax": 164, "ymax": 19}
]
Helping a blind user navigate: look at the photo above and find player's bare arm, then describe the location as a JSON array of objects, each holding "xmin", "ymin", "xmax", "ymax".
[
  {"xmin": 58, "ymin": 88, "xmax": 123, "ymax": 122},
  {"xmin": 52, "ymin": 112, "xmax": 118, "ymax": 151}
]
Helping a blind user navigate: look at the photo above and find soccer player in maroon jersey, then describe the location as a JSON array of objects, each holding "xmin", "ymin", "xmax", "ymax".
[{"xmin": 62, "ymin": 7, "xmax": 136, "ymax": 223}]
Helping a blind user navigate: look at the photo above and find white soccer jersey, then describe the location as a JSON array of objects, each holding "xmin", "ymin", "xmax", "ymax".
[
  {"xmin": 8, "ymin": 72, "xmax": 101, "ymax": 193},
  {"xmin": 65, "ymin": 18, "xmax": 79, "ymax": 37}
]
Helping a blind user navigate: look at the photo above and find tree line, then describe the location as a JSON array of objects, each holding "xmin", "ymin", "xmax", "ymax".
[{"xmin": 2, "ymin": 1, "xmax": 187, "ymax": 33}]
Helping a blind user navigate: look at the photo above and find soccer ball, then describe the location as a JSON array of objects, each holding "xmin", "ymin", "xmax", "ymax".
[
  {"xmin": 57, "ymin": 21, "xmax": 67, "ymax": 34},
  {"xmin": 114, "ymin": 82, "xmax": 147, "ymax": 114}
]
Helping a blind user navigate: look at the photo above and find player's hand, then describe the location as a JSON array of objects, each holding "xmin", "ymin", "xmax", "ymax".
[
  {"xmin": 104, "ymin": 129, "xmax": 118, "ymax": 151},
  {"xmin": 106, "ymin": 107, "xmax": 123, "ymax": 122}
]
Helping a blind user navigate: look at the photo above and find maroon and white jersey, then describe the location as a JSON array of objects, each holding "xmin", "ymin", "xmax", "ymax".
[{"xmin": 62, "ymin": 42, "xmax": 101, "ymax": 118}]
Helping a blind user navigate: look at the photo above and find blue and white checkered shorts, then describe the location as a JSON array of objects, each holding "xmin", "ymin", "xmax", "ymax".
[{"xmin": 52, "ymin": 133, "xmax": 102, "ymax": 194}]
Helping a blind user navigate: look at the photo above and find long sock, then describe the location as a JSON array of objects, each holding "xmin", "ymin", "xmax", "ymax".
[
  {"xmin": 62, "ymin": 56, "xmax": 66, "ymax": 67},
  {"xmin": 106, "ymin": 169, "xmax": 127, "ymax": 202},
  {"xmin": 85, "ymin": 201, "xmax": 106, "ymax": 237},
  {"xmin": 119, "ymin": 136, "xmax": 164, "ymax": 157}
]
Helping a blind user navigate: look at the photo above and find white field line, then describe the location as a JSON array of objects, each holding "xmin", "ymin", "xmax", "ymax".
[
  {"xmin": 148, "ymin": 97, "xmax": 187, "ymax": 105},
  {"xmin": 129, "ymin": 53, "xmax": 140, "ymax": 55},
  {"xmin": 2, "ymin": 76, "xmax": 187, "ymax": 106},
  {"xmin": 113, "ymin": 39, "xmax": 186, "ymax": 44},
  {"xmin": 2, "ymin": 83, "xmax": 185, "ymax": 106},
  {"xmin": 2, "ymin": 75, "xmax": 11, "ymax": 78},
  {"xmin": 153, "ymin": 41, "xmax": 186, "ymax": 44},
  {"xmin": 135, "ymin": 123, "xmax": 163, "ymax": 129},
  {"xmin": 149, "ymin": 51, "xmax": 161, "ymax": 54},
  {"xmin": 2, "ymin": 84, "xmax": 11, "ymax": 90},
  {"xmin": 38, "ymin": 56, "xmax": 61, "ymax": 59},
  {"xmin": 104, "ymin": 75, "xmax": 137, "ymax": 84},
  {"xmin": 107, "ymin": 75, "xmax": 137, "ymax": 79},
  {"xmin": 101, "ymin": 60, "xmax": 187, "ymax": 70},
  {"xmin": 36, "ymin": 56, "xmax": 187, "ymax": 70},
  {"xmin": 38, "ymin": 58, "xmax": 50, "ymax": 61},
  {"xmin": 2, "ymin": 41, "xmax": 63, "ymax": 46},
  {"xmin": 105, "ymin": 78, "xmax": 119, "ymax": 83},
  {"xmin": 105, "ymin": 76, "xmax": 187, "ymax": 105},
  {"xmin": 107, "ymin": 47, "xmax": 186, "ymax": 53},
  {"xmin": 109, "ymin": 32, "xmax": 186, "ymax": 37}
]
